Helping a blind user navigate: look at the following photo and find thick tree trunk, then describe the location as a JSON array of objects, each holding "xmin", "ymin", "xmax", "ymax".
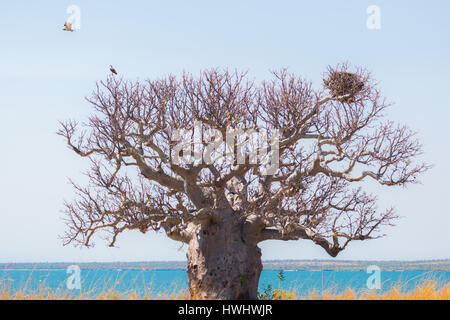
[{"xmin": 186, "ymin": 218, "xmax": 263, "ymax": 300}]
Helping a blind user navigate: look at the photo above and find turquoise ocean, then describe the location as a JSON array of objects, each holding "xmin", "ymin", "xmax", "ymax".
[{"xmin": 0, "ymin": 269, "xmax": 448, "ymax": 298}]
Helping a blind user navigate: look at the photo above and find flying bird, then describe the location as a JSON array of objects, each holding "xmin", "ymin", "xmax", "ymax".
[
  {"xmin": 63, "ymin": 22, "xmax": 74, "ymax": 32},
  {"xmin": 109, "ymin": 65, "xmax": 118, "ymax": 75}
]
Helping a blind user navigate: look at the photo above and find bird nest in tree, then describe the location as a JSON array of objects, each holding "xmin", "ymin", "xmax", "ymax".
[{"xmin": 324, "ymin": 72, "xmax": 364, "ymax": 101}]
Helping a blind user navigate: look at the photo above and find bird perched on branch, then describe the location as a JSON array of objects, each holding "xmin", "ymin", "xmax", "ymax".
[
  {"xmin": 109, "ymin": 65, "xmax": 118, "ymax": 75},
  {"xmin": 63, "ymin": 22, "xmax": 74, "ymax": 32}
]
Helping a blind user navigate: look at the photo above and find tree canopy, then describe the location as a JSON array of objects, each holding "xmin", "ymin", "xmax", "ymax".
[{"xmin": 58, "ymin": 63, "xmax": 429, "ymax": 256}]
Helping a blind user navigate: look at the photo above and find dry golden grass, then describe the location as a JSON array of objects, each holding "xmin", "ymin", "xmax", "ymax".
[
  {"xmin": 0, "ymin": 280, "xmax": 448, "ymax": 300},
  {"xmin": 305, "ymin": 280, "xmax": 449, "ymax": 300}
]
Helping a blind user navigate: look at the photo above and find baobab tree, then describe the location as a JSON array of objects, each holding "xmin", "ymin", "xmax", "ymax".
[{"xmin": 58, "ymin": 64, "xmax": 428, "ymax": 299}]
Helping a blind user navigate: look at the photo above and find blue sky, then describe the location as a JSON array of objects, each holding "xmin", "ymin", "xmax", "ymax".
[{"xmin": 0, "ymin": 0, "xmax": 449, "ymax": 262}]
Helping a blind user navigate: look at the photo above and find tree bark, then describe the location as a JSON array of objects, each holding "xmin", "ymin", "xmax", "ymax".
[{"xmin": 186, "ymin": 217, "xmax": 263, "ymax": 300}]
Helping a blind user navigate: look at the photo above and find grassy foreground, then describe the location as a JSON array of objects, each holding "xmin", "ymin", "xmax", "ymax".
[{"xmin": 1, "ymin": 280, "xmax": 449, "ymax": 300}]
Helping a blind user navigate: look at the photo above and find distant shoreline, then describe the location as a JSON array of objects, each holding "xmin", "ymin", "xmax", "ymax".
[{"xmin": 1, "ymin": 259, "xmax": 449, "ymax": 271}]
